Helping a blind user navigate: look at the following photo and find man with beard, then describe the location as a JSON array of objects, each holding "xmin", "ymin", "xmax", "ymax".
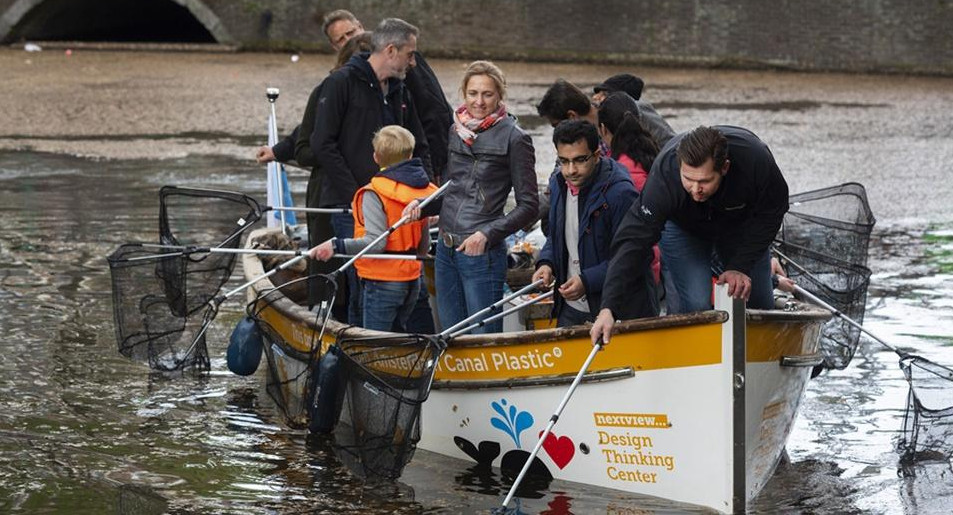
[
  {"xmin": 310, "ymin": 18, "xmax": 432, "ymax": 325},
  {"xmin": 591, "ymin": 125, "xmax": 789, "ymax": 344}
]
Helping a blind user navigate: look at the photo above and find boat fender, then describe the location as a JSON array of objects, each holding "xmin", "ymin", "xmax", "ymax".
[
  {"xmin": 226, "ymin": 316, "xmax": 263, "ymax": 376},
  {"xmin": 309, "ymin": 346, "xmax": 342, "ymax": 434}
]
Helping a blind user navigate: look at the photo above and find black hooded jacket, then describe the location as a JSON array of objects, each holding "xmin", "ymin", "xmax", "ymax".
[
  {"xmin": 310, "ymin": 53, "xmax": 432, "ymax": 207},
  {"xmin": 601, "ymin": 125, "xmax": 789, "ymax": 318}
]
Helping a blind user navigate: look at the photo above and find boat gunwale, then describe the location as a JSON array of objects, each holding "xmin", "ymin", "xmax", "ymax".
[
  {"xmin": 431, "ymin": 366, "xmax": 634, "ymax": 389},
  {"xmin": 242, "ymin": 227, "xmax": 832, "ymax": 350}
]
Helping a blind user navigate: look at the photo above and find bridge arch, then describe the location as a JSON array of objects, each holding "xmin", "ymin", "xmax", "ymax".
[{"xmin": 0, "ymin": 0, "xmax": 233, "ymax": 44}]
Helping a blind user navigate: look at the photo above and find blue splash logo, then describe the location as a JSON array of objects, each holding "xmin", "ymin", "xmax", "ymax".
[{"xmin": 490, "ymin": 399, "xmax": 534, "ymax": 449}]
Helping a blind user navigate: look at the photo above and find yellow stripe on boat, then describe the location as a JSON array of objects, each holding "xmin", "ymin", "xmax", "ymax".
[
  {"xmin": 435, "ymin": 323, "xmax": 723, "ymax": 381},
  {"xmin": 747, "ymin": 321, "xmax": 822, "ymax": 363}
]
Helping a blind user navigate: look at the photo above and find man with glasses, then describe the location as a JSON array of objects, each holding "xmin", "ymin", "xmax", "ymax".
[
  {"xmin": 532, "ymin": 120, "xmax": 657, "ymax": 327},
  {"xmin": 535, "ymin": 79, "xmax": 674, "ymax": 235}
]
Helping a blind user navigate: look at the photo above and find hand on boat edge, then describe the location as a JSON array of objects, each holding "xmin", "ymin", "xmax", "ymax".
[{"xmin": 717, "ymin": 270, "xmax": 752, "ymax": 300}]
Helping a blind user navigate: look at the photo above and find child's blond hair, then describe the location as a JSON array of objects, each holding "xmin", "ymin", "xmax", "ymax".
[{"xmin": 373, "ymin": 125, "xmax": 415, "ymax": 168}]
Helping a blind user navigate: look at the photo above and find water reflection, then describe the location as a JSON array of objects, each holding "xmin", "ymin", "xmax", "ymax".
[{"xmin": 898, "ymin": 459, "xmax": 953, "ymax": 514}]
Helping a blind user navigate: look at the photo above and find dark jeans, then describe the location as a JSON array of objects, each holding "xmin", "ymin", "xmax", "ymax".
[
  {"xmin": 435, "ymin": 241, "xmax": 506, "ymax": 334},
  {"xmin": 557, "ymin": 303, "xmax": 595, "ymax": 328},
  {"xmin": 306, "ymin": 174, "xmax": 338, "ymax": 311},
  {"xmin": 404, "ymin": 277, "xmax": 436, "ymax": 333},
  {"xmin": 362, "ymin": 279, "xmax": 419, "ymax": 332},
  {"xmin": 659, "ymin": 221, "xmax": 774, "ymax": 313},
  {"xmin": 330, "ymin": 211, "xmax": 362, "ymax": 326}
]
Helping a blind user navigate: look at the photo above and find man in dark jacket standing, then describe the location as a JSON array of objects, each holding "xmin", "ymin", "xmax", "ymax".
[
  {"xmin": 591, "ymin": 125, "xmax": 789, "ymax": 344},
  {"xmin": 258, "ymin": 10, "xmax": 452, "ymax": 178},
  {"xmin": 533, "ymin": 120, "xmax": 655, "ymax": 327},
  {"xmin": 322, "ymin": 10, "xmax": 452, "ymax": 182},
  {"xmin": 310, "ymin": 17, "xmax": 432, "ymax": 324},
  {"xmin": 312, "ymin": 18, "xmax": 432, "ymax": 208}
]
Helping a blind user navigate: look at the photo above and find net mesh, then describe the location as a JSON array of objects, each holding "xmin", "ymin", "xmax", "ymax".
[
  {"xmin": 776, "ymin": 182, "xmax": 876, "ymax": 370},
  {"xmin": 899, "ymin": 355, "xmax": 953, "ymax": 461},
  {"xmin": 158, "ymin": 186, "xmax": 261, "ymax": 315},
  {"xmin": 107, "ymin": 187, "xmax": 261, "ymax": 372},
  {"xmin": 782, "ymin": 182, "xmax": 875, "ymax": 267},
  {"xmin": 333, "ymin": 335, "xmax": 443, "ymax": 480},
  {"xmin": 249, "ymin": 279, "xmax": 323, "ymax": 426},
  {"xmin": 776, "ymin": 242, "xmax": 871, "ymax": 369},
  {"xmin": 241, "ymin": 230, "xmax": 336, "ymax": 426},
  {"xmin": 107, "ymin": 244, "xmax": 214, "ymax": 371}
]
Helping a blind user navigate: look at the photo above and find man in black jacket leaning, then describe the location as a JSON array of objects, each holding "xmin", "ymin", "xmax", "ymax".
[
  {"xmin": 310, "ymin": 18, "xmax": 432, "ymax": 325},
  {"xmin": 591, "ymin": 125, "xmax": 789, "ymax": 344}
]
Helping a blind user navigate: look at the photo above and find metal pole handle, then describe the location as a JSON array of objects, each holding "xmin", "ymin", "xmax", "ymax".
[{"xmin": 499, "ymin": 339, "xmax": 604, "ymax": 508}]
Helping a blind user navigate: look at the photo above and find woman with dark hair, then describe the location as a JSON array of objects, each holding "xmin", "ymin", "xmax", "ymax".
[
  {"xmin": 598, "ymin": 91, "xmax": 662, "ymax": 285},
  {"xmin": 597, "ymin": 91, "xmax": 660, "ymax": 192}
]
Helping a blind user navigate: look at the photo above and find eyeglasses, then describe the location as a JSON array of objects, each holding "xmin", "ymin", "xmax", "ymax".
[{"xmin": 556, "ymin": 153, "xmax": 594, "ymax": 167}]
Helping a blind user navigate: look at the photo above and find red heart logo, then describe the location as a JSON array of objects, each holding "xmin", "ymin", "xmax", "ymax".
[{"xmin": 540, "ymin": 431, "xmax": 575, "ymax": 469}]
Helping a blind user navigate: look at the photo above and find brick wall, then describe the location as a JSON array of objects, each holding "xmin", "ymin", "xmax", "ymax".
[{"xmin": 2, "ymin": 0, "xmax": 951, "ymax": 74}]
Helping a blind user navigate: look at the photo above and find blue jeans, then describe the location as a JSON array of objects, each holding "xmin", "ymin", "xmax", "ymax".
[
  {"xmin": 330, "ymin": 211, "xmax": 362, "ymax": 326},
  {"xmin": 362, "ymin": 279, "xmax": 420, "ymax": 332},
  {"xmin": 435, "ymin": 241, "xmax": 507, "ymax": 334},
  {"xmin": 659, "ymin": 221, "xmax": 774, "ymax": 314}
]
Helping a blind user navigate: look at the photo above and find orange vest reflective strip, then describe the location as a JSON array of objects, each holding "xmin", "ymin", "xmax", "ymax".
[{"xmin": 353, "ymin": 176, "xmax": 438, "ymax": 282}]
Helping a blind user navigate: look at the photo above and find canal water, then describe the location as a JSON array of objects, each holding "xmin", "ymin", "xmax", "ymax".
[{"xmin": 1, "ymin": 50, "xmax": 953, "ymax": 513}]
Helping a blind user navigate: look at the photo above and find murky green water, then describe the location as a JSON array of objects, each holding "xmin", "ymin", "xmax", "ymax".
[{"xmin": 2, "ymin": 59, "xmax": 953, "ymax": 513}]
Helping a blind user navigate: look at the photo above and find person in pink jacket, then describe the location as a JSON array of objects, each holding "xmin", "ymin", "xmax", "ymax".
[
  {"xmin": 598, "ymin": 92, "xmax": 662, "ymax": 283},
  {"xmin": 597, "ymin": 92, "xmax": 660, "ymax": 192}
]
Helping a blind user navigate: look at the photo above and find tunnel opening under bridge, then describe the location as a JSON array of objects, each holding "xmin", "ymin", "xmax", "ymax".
[{"xmin": 1, "ymin": 0, "xmax": 225, "ymax": 44}]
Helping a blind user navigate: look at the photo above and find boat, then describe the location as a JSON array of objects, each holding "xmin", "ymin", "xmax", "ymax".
[{"xmin": 240, "ymin": 226, "xmax": 831, "ymax": 514}]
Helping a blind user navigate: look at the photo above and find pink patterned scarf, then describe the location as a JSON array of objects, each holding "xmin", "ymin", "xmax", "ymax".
[{"xmin": 453, "ymin": 103, "xmax": 507, "ymax": 146}]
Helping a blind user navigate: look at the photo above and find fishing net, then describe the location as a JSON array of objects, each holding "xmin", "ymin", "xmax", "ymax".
[
  {"xmin": 333, "ymin": 334, "xmax": 444, "ymax": 480},
  {"xmin": 776, "ymin": 182, "xmax": 876, "ymax": 370},
  {"xmin": 107, "ymin": 187, "xmax": 261, "ymax": 372},
  {"xmin": 774, "ymin": 242, "xmax": 872, "ymax": 369},
  {"xmin": 158, "ymin": 186, "xmax": 262, "ymax": 315},
  {"xmin": 782, "ymin": 182, "xmax": 875, "ymax": 267},
  {"xmin": 898, "ymin": 355, "xmax": 953, "ymax": 461},
  {"xmin": 247, "ymin": 278, "xmax": 323, "ymax": 426},
  {"xmin": 772, "ymin": 183, "xmax": 953, "ymax": 461},
  {"xmin": 107, "ymin": 244, "xmax": 215, "ymax": 371}
]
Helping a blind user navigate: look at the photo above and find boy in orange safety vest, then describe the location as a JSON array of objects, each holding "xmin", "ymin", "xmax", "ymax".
[{"xmin": 309, "ymin": 125, "xmax": 438, "ymax": 331}]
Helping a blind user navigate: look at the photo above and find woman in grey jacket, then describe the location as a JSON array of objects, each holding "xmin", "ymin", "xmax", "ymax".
[{"xmin": 434, "ymin": 61, "xmax": 539, "ymax": 333}]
